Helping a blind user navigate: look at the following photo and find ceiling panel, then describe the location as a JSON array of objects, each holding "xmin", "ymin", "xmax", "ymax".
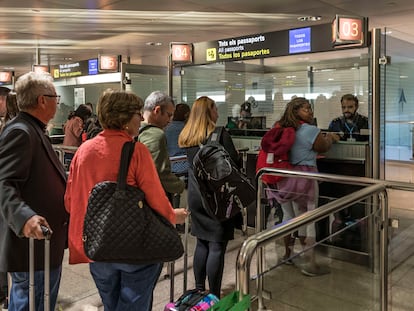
[{"xmin": 0, "ymin": 0, "xmax": 414, "ymax": 77}]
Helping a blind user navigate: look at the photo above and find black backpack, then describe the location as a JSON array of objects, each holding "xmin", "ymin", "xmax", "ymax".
[
  {"xmin": 85, "ymin": 117, "xmax": 103, "ymax": 140},
  {"xmin": 193, "ymin": 127, "xmax": 256, "ymax": 222}
]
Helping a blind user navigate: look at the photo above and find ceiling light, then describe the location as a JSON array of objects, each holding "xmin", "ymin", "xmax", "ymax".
[
  {"xmin": 146, "ymin": 42, "xmax": 162, "ymax": 46},
  {"xmin": 298, "ymin": 16, "xmax": 322, "ymax": 22}
]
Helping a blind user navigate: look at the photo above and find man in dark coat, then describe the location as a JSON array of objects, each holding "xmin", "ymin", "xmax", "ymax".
[
  {"xmin": 0, "ymin": 85, "xmax": 10, "ymax": 308},
  {"xmin": 0, "ymin": 72, "xmax": 68, "ymax": 311}
]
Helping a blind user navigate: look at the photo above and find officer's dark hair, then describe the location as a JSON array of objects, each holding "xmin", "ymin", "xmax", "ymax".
[
  {"xmin": 0, "ymin": 86, "xmax": 11, "ymax": 96},
  {"xmin": 340, "ymin": 94, "xmax": 359, "ymax": 107}
]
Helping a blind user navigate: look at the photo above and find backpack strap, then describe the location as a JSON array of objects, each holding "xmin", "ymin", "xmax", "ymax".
[
  {"xmin": 206, "ymin": 126, "xmax": 223, "ymax": 144},
  {"xmin": 139, "ymin": 123, "xmax": 158, "ymax": 134}
]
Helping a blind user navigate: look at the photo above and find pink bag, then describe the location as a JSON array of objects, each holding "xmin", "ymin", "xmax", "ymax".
[{"xmin": 266, "ymin": 165, "xmax": 318, "ymax": 209}]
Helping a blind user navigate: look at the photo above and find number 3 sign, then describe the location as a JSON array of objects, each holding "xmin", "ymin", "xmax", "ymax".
[{"xmin": 332, "ymin": 15, "xmax": 367, "ymax": 47}]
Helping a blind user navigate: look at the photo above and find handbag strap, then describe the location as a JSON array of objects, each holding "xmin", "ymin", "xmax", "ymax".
[{"xmin": 117, "ymin": 141, "xmax": 135, "ymax": 190}]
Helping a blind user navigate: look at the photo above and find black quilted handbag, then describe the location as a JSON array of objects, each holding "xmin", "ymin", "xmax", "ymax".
[{"xmin": 83, "ymin": 141, "xmax": 184, "ymax": 264}]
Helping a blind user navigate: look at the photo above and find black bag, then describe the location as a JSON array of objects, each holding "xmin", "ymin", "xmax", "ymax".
[
  {"xmin": 193, "ymin": 127, "xmax": 256, "ymax": 222},
  {"xmin": 83, "ymin": 141, "xmax": 184, "ymax": 264}
]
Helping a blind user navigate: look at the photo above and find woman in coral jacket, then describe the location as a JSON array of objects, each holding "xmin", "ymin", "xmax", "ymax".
[{"xmin": 65, "ymin": 90, "xmax": 188, "ymax": 311}]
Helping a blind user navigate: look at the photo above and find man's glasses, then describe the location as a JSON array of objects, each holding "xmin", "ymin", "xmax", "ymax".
[{"xmin": 43, "ymin": 94, "xmax": 61, "ymax": 103}]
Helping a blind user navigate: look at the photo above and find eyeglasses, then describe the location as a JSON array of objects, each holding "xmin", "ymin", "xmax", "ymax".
[
  {"xmin": 43, "ymin": 94, "xmax": 61, "ymax": 104},
  {"xmin": 134, "ymin": 112, "xmax": 143, "ymax": 118},
  {"xmin": 164, "ymin": 111, "xmax": 173, "ymax": 118}
]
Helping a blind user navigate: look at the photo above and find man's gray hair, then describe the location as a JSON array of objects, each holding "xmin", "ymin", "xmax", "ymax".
[
  {"xmin": 144, "ymin": 91, "xmax": 174, "ymax": 112},
  {"xmin": 15, "ymin": 72, "xmax": 54, "ymax": 111}
]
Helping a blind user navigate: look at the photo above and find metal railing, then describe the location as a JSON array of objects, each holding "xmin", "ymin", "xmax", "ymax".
[
  {"xmin": 236, "ymin": 168, "xmax": 414, "ymax": 311},
  {"xmin": 52, "ymin": 145, "xmax": 79, "ymax": 169}
]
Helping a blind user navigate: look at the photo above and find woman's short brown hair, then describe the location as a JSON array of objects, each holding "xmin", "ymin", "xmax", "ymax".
[{"xmin": 98, "ymin": 90, "xmax": 143, "ymax": 130}]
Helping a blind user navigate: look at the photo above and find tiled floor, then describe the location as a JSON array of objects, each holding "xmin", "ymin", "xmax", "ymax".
[{"xmin": 7, "ymin": 160, "xmax": 414, "ymax": 311}]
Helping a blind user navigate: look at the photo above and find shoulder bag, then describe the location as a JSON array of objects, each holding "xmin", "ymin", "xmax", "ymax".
[{"xmin": 83, "ymin": 141, "xmax": 184, "ymax": 264}]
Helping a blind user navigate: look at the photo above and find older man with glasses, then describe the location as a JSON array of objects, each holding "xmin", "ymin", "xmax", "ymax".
[{"xmin": 0, "ymin": 72, "xmax": 68, "ymax": 311}]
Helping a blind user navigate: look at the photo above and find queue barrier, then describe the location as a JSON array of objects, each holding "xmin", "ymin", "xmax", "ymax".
[{"xmin": 235, "ymin": 168, "xmax": 414, "ymax": 311}]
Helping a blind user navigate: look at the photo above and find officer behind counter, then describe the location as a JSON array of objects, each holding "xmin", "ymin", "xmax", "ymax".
[{"xmin": 328, "ymin": 94, "xmax": 369, "ymax": 142}]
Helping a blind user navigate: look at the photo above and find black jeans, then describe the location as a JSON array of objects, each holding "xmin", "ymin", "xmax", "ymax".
[{"xmin": 193, "ymin": 238, "xmax": 228, "ymax": 298}]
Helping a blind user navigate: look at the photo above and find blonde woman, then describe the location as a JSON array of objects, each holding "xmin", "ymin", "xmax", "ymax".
[{"xmin": 178, "ymin": 96, "xmax": 240, "ymax": 297}]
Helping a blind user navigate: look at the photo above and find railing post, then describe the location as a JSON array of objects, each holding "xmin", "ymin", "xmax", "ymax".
[{"xmin": 379, "ymin": 190, "xmax": 389, "ymax": 311}]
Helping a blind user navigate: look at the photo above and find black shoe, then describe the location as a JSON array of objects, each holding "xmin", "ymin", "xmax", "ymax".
[{"xmin": 3, "ymin": 298, "xmax": 8, "ymax": 310}]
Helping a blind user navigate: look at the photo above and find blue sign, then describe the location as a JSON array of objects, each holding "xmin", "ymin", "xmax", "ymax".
[
  {"xmin": 289, "ymin": 27, "xmax": 311, "ymax": 54},
  {"xmin": 88, "ymin": 59, "xmax": 98, "ymax": 75}
]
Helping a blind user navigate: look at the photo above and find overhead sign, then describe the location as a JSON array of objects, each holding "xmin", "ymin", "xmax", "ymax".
[
  {"xmin": 332, "ymin": 15, "xmax": 367, "ymax": 47},
  {"xmin": 33, "ymin": 65, "xmax": 50, "ymax": 73},
  {"xmin": 0, "ymin": 71, "xmax": 13, "ymax": 84},
  {"xmin": 171, "ymin": 43, "xmax": 193, "ymax": 63},
  {"xmin": 191, "ymin": 21, "xmax": 369, "ymax": 65},
  {"xmin": 99, "ymin": 55, "xmax": 120, "ymax": 72},
  {"xmin": 88, "ymin": 59, "xmax": 98, "ymax": 75},
  {"xmin": 289, "ymin": 27, "xmax": 311, "ymax": 54},
  {"xmin": 51, "ymin": 60, "xmax": 90, "ymax": 79},
  {"xmin": 192, "ymin": 23, "xmax": 361, "ymax": 65}
]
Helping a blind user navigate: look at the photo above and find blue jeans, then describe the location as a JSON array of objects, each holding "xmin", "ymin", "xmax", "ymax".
[
  {"xmin": 90, "ymin": 262, "xmax": 162, "ymax": 311},
  {"xmin": 9, "ymin": 265, "xmax": 62, "ymax": 311}
]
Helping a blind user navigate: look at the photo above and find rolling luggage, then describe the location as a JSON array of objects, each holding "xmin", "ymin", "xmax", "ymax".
[
  {"xmin": 29, "ymin": 226, "xmax": 51, "ymax": 311},
  {"xmin": 166, "ymin": 212, "xmax": 191, "ymax": 302}
]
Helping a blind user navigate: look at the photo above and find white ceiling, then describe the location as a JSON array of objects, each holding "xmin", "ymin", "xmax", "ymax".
[{"xmin": 1, "ymin": 0, "xmax": 414, "ymax": 76}]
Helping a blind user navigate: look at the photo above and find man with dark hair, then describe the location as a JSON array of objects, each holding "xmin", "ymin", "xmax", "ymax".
[
  {"xmin": 0, "ymin": 72, "xmax": 68, "ymax": 311},
  {"xmin": 328, "ymin": 94, "xmax": 369, "ymax": 141}
]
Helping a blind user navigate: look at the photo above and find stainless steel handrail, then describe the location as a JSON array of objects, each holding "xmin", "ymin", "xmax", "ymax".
[
  {"xmin": 238, "ymin": 168, "xmax": 414, "ymax": 311},
  {"xmin": 169, "ymin": 155, "xmax": 187, "ymax": 163},
  {"xmin": 49, "ymin": 135, "xmax": 65, "ymax": 139},
  {"xmin": 52, "ymin": 144, "xmax": 79, "ymax": 152},
  {"xmin": 52, "ymin": 145, "xmax": 79, "ymax": 168}
]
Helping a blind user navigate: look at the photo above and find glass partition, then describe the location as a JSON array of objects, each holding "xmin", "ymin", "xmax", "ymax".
[
  {"xmin": 382, "ymin": 29, "xmax": 414, "ymax": 311},
  {"xmin": 383, "ymin": 31, "xmax": 414, "ymax": 162},
  {"xmin": 180, "ymin": 48, "xmax": 369, "ymax": 132}
]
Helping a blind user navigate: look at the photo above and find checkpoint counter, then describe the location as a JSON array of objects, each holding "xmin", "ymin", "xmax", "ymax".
[
  {"xmin": 317, "ymin": 141, "xmax": 370, "ymax": 260},
  {"xmin": 231, "ymin": 132, "xmax": 371, "ymax": 263}
]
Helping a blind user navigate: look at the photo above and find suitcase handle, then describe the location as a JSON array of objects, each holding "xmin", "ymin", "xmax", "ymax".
[
  {"xmin": 29, "ymin": 225, "xmax": 52, "ymax": 311},
  {"xmin": 40, "ymin": 225, "xmax": 51, "ymax": 239}
]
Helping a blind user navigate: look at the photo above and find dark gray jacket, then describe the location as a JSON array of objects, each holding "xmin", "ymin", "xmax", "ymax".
[{"xmin": 0, "ymin": 112, "xmax": 68, "ymax": 272}]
